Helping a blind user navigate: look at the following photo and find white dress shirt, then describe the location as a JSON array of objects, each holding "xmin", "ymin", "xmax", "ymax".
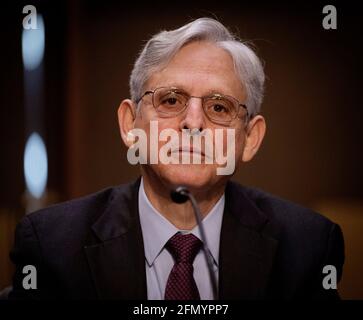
[{"xmin": 138, "ymin": 178, "xmax": 225, "ymax": 300}]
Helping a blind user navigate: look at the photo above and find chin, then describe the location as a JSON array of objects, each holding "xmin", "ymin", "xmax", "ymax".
[{"xmin": 153, "ymin": 163, "xmax": 219, "ymax": 192}]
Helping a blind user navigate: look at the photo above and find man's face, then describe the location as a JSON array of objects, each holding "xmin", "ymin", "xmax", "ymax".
[{"xmin": 133, "ymin": 41, "xmax": 248, "ymax": 192}]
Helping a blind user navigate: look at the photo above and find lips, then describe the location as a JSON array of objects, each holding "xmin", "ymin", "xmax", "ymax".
[{"xmin": 176, "ymin": 146, "xmax": 205, "ymax": 157}]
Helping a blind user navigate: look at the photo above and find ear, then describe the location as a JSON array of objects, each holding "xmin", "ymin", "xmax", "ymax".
[
  {"xmin": 242, "ymin": 115, "xmax": 266, "ymax": 162},
  {"xmin": 117, "ymin": 99, "xmax": 136, "ymax": 148}
]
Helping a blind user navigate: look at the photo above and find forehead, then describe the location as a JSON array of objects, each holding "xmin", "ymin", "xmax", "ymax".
[{"xmin": 147, "ymin": 41, "xmax": 245, "ymax": 100}]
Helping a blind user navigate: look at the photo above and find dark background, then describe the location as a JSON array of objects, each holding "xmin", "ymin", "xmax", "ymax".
[{"xmin": 1, "ymin": 0, "xmax": 362, "ymax": 298}]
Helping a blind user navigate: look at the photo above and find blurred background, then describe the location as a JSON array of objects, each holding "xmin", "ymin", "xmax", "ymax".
[{"xmin": 1, "ymin": 0, "xmax": 362, "ymax": 299}]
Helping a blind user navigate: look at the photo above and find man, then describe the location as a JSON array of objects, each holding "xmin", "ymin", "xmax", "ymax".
[{"xmin": 9, "ymin": 17, "xmax": 344, "ymax": 300}]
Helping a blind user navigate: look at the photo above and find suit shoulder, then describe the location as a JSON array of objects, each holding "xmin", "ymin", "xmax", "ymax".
[
  {"xmin": 23, "ymin": 182, "xmax": 135, "ymax": 237},
  {"xmin": 28, "ymin": 187, "xmax": 113, "ymax": 223},
  {"xmin": 229, "ymin": 180, "xmax": 337, "ymax": 234},
  {"xmin": 228, "ymin": 181, "xmax": 344, "ymax": 274}
]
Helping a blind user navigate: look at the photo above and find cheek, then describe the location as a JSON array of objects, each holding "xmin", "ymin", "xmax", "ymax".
[
  {"xmin": 236, "ymin": 132, "xmax": 246, "ymax": 159},
  {"xmin": 157, "ymin": 118, "xmax": 180, "ymax": 131},
  {"xmin": 135, "ymin": 116, "xmax": 182, "ymax": 152},
  {"xmin": 229, "ymin": 127, "xmax": 245, "ymax": 159},
  {"xmin": 218, "ymin": 126, "xmax": 245, "ymax": 150},
  {"xmin": 134, "ymin": 117, "xmax": 149, "ymax": 136},
  {"xmin": 156, "ymin": 119, "xmax": 181, "ymax": 146},
  {"xmin": 134, "ymin": 106, "xmax": 167, "ymax": 131}
]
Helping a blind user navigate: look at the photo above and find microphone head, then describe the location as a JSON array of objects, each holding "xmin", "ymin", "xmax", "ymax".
[{"xmin": 170, "ymin": 186, "xmax": 190, "ymax": 204}]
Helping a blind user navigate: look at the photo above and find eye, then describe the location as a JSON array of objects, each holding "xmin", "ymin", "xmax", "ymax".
[
  {"xmin": 212, "ymin": 104, "xmax": 228, "ymax": 113},
  {"xmin": 164, "ymin": 97, "xmax": 178, "ymax": 105},
  {"xmin": 160, "ymin": 91, "xmax": 183, "ymax": 108}
]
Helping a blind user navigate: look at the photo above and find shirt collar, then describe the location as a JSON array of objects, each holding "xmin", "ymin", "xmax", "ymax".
[{"xmin": 138, "ymin": 177, "xmax": 224, "ymax": 267}]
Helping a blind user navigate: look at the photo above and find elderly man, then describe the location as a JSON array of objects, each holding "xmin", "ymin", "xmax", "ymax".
[{"xmin": 9, "ymin": 18, "xmax": 344, "ymax": 300}]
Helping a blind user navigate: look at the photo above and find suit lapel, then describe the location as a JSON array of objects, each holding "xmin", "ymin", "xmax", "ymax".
[
  {"xmin": 219, "ymin": 182, "xmax": 279, "ymax": 299},
  {"xmin": 84, "ymin": 178, "xmax": 147, "ymax": 299}
]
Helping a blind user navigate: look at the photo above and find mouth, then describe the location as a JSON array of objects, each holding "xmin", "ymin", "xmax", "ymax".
[
  {"xmin": 176, "ymin": 147, "xmax": 205, "ymax": 157},
  {"xmin": 167, "ymin": 146, "xmax": 208, "ymax": 159}
]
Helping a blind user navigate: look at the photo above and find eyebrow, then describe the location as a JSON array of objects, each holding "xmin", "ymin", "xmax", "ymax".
[{"xmin": 154, "ymin": 84, "xmax": 234, "ymax": 97}]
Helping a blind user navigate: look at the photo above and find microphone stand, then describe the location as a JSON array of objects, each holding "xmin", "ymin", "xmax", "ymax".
[{"xmin": 171, "ymin": 186, "xmax": 218, "ymax": 300}]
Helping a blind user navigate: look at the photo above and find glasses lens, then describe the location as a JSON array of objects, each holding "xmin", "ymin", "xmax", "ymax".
[
  {"xmin": 204, "ymin": 95, "xmax": 237, "ymax": 123},
  {"xmin": 154, "ymin": 88, "xmax": 188, "ymax": 116}
]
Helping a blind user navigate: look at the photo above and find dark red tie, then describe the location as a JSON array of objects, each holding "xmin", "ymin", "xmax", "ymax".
[{"xmin": 164, "ymin": 233, "xmax": 203, "ymax": 300}]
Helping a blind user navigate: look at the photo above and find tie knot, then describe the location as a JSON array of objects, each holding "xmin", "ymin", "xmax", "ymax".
[{"xmin": 166, "ymin": 233, "xmax": 202, "ymax": 264}]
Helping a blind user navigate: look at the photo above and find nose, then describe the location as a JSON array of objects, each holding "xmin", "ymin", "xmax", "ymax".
[{"xmin": 179, "ymin": 97, "xmax": 206, "ymax": 132}]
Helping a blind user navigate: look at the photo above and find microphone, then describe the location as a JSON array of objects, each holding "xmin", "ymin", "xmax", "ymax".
[{"xmin": 170, "ymin": 186, "xmax": 218, "ymax": 300}]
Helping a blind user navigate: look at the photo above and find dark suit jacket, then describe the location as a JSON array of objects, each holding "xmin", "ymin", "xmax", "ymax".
[{"xmin": 9, "ymin": 178, "xmax": 344, "ymax": 299}]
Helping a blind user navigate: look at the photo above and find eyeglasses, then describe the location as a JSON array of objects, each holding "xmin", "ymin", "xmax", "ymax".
[{"xmin": 136, "ymin": 87, "xmax": 248, "ymax": 126}]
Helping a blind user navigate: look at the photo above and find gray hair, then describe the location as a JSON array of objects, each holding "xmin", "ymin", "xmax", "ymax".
[{"xmin": 129, "ymin": 17, "xmax": 265, "ymax": 118}]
